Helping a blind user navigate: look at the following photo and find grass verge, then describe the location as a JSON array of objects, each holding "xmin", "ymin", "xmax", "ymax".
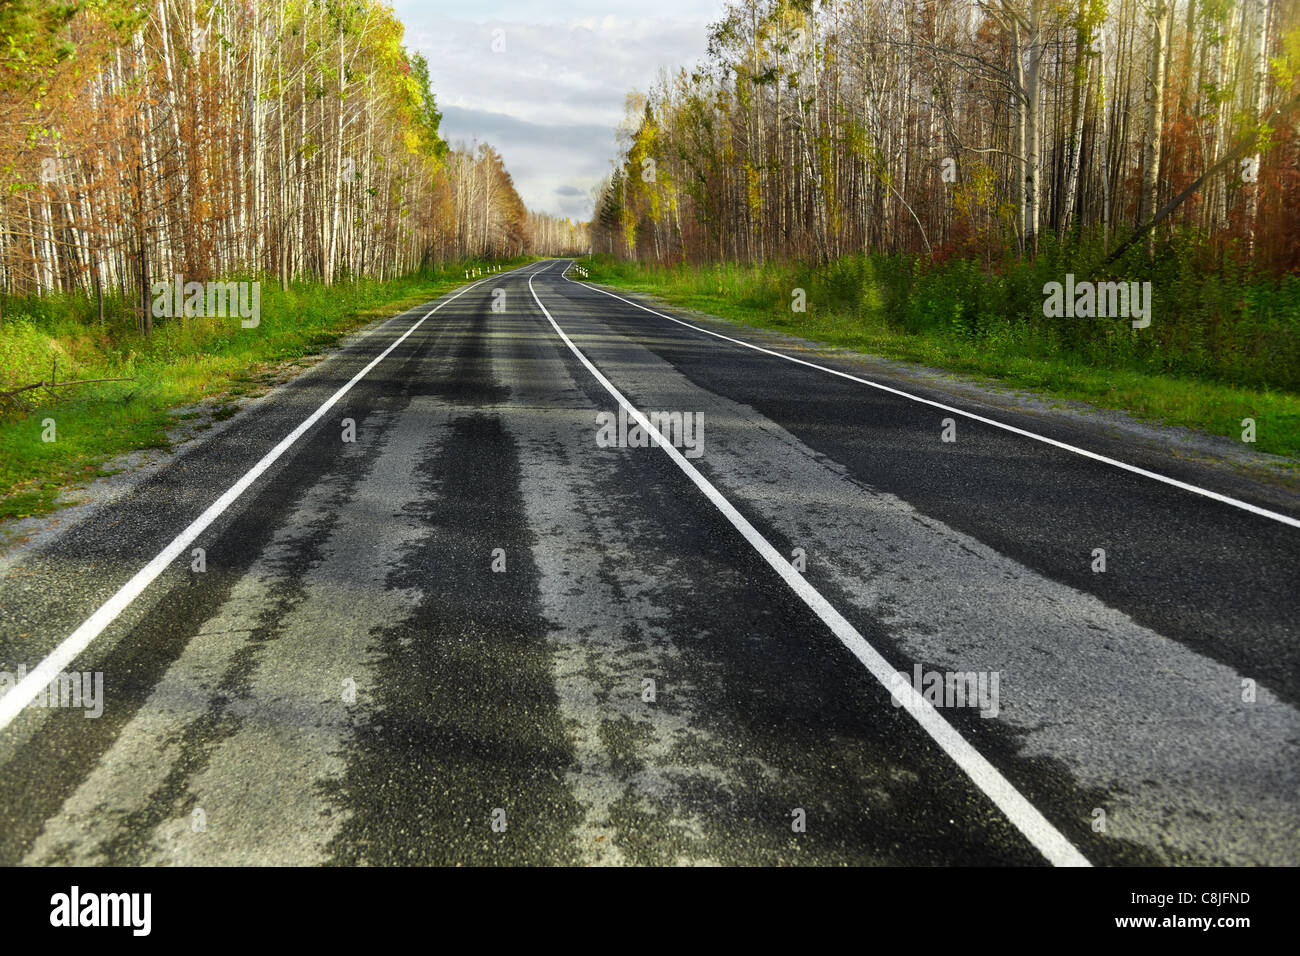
[
  {"xmin": 0, "ymin": 259, "xmax": 525, "ymax": 522},
  {"xmin": 575, "ymin": 254, "xmax": 1300, "ymax": 461}
]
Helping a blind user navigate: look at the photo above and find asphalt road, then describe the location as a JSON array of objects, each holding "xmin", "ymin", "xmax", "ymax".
[{"xmin": 0, "ymin": 259, "xmax": 1296, "ymax": 866}]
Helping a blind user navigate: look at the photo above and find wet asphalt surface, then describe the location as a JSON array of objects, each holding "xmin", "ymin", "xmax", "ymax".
[{"xmin": 1, "ymin": 260, "xmax": 1296, "ymax": 866}]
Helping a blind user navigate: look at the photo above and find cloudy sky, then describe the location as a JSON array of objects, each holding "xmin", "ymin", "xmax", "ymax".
[{"xmin": 394, "ymin": 1, "xmax": 726, "ymax": 222}]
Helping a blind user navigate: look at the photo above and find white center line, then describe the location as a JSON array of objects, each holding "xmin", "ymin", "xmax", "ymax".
[
  {"xmin": 566, "ymin": 269, "xmax": 1299, "ymax": 530},
  {"xmin": 528, "ymin": 269, "xmax": 1091, "ymax": 868}
]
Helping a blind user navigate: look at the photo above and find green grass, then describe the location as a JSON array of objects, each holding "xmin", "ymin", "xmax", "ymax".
[
  {"xmin": 0, "ymin": 258, "xmax": 528, "ymax": 522},
  {"xmin": 575, "ymin": 253, "xmax": 1300, "ymax": 460}
]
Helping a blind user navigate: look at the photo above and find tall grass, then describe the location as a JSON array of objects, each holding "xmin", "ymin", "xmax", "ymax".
[
  {"xmin": 0, "ymin": 259, "xmax": 515, "ymax": 397},
  {"xmin": 586, "ymin": 248, "xmax": 1300, "ymax": 392},
  {"xmin": 0, "ymin": 259, "xmax": 521, "ymax": 520},
  {"xmin": 580, "ymin": 248, "xmax": 1300, "ymax": 458}
]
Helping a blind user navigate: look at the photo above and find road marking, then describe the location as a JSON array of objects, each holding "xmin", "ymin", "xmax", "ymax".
[
  {"xmin": 563, "ymin": 268, "xmax": 1300, "ymax": 530},
  {"xmin": 528, "ymin": 271, "xmax": 1091, "ymax": 868},
  {"xmin": 0, "ymin": 269, "xmax": 519, "ymax": 732}
]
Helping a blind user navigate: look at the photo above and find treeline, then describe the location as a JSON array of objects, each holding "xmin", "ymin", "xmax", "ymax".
[
  {"xmin": 593, "ymin": 0, "xmax": 1298, "ymax": 270},
  {"xmin": 0, "ymin": 0, "xmax": 584, "ymax": 329},
  {"xmin": 525, "ymin": 210, "xmax": 590, "ymax": 258}
]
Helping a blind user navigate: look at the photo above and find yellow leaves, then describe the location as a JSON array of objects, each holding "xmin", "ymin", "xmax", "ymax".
[
  {"xmin": 953, "ymin": 161, "xmax": 997, "ymax": 218},
  {"xmin": 401, "ymin": 73, "xmax": 421, "ymax": 103},
  {"xmin": 948, "ymin": 160, "xmax": 1010, "ymax": 249},
  {"xmin": 843, "ymin": 120, "xmax": 869, "ymax": 160},
  {"xmin": 1272, "ymin": 26, "xmax": 1300, "ymax": 92},
  {"xmin": 745, "ymin": 161, "xmax": 761, "ymax": 215},
  {"xmin": 623, "ymin": 213, "xmax": 637, "ymax": 254}
]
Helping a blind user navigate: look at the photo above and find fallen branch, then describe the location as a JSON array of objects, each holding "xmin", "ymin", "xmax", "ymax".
[
  {"xmin": 1104, "ymin": 89, "xmax": 1300, "ymax": 266},
  {"xmin": 0, "ymin": 358, "xmax": 134, "ymax": 405}
]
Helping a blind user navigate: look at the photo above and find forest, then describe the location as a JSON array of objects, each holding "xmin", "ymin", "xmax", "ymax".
[
  {"xmin": 584, "ymin": 0, "xmax": 1300, "ymax": 454},
  {"xmin": 0, "ymin": 0, "xmax": 587, "ymax": 327},
  {"xmin": 0, "ymin": 0, "xmax": 587, "ymax": 518},
  {"xmin": 593, "ymin": 0, "xmax": 1296, "ymax": 269}
]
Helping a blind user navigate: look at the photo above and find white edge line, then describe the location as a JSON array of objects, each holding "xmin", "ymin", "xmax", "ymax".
[
  {"xmin": 565, "ymin": 269, "xmax": 1300, "ymax": 530},
  {"xmin": 0, "ymin": 268, "xmax": 520, "ymax": 731},
  {"xmin": 528, "ymin": 270, "xmax": 1091, "ymax": 868}
]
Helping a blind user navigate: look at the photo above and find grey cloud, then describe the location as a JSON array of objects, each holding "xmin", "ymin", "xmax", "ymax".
[
  {"xmin": 439, "ymin": 105, "xmax": 613, "ymax": 151},
  {"xmin": 400, "ymin": 13, "xmax": 713, "ymax": 219},
  {"xmin": 439, "ymin": 105, "xmax": 616, "ymax": 217}
]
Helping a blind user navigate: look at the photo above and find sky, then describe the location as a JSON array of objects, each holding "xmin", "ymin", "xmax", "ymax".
[{"xmin": 393, "ymin": 1, "xmax": 727, "ymax": 222}]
